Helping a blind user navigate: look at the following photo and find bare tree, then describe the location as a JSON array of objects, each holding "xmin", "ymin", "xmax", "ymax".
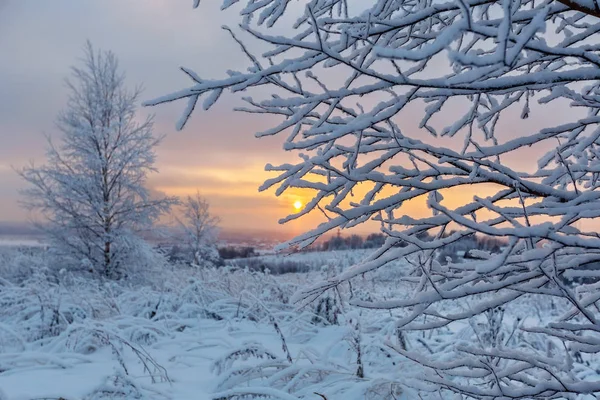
[
  {"xmin": 20, "ymin": 42, "xmax": 177, "ymax": 279},
  {"xmin": 177, "ymin": 191, "xmax": 220, "ymax": 266},
  {"xmin": 147, "ymin": 0, "xmax": 600, "ymax": 398}
]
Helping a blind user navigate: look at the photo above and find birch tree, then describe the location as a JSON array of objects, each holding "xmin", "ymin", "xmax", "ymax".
[
  {"xmin": 177, "ymin": 191, "xmax": 220, "ymax": 267},
  {"xmin": 147, "ymin": 0, "xmax": 600, "ymax": 397},
  {"xmin": 20, "ymin": 42, "xmax": 177, "ymax": 279}
]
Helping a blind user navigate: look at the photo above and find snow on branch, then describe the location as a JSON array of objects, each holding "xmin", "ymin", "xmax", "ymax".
[{"xmin": 151, "ymin": 0, "xmax": 600, "ymax": 397}]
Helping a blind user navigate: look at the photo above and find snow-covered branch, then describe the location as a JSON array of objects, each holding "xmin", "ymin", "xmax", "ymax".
[{"xmin": 149, "ymin": 0, "xmax": 600, "ymax": 397}]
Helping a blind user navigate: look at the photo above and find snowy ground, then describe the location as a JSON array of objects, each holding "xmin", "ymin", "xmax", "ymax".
[
  {"xmin": 1, "ymin": 248, "xmax": 598, "ymax": 399},
  {"xmin": 0, "ymin": 249, "xmax": 411, "ymax": 400},
  {"xmin": 0, "ymin": 316, "xmax": 345, "ymax": 400}
]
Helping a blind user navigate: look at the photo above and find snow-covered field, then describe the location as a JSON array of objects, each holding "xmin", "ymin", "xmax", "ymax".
[
  {"xmin": 0, "ymin": 248, "xmax": 409, "ymax": 400},
  {"xmin": 0, "ymin": 247, "xmax": 598, "ymax": 399}
]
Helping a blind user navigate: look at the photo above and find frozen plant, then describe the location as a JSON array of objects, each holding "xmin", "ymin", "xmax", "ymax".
[{"xmin": 312, "ymin": 294, "xmax": 341, "ymax": 326}]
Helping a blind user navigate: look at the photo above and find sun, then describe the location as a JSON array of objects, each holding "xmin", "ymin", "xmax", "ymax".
[{"xmin": 293, "ymin": 200, "xmax": 303, "ymax": 210}]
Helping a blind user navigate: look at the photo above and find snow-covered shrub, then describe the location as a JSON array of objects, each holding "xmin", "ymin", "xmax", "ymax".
[
  {"xmin": 210, "ymin": 337, "xmax": 406, "ymax": 400},
  {"xmin": 84, "ymin": 370, "xmax": 168, "ymax": 400},
  {"xmin": 311, "ymin": 295, "xmax": 341, "ymax": 326},
  {"xmin": 0, "ymin": 245, "xmax": 49, "ymax": 284}
]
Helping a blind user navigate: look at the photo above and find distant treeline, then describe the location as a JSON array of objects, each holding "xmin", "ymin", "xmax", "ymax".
[
  {"xmin": 318, "ymin": 231, "xmax": 504, "ymax": 253},
  {"xmin": 0, "ymin": 222, "xmax": 43, "ymax": 237},
  {"xmin": 218, "ymin": 246, "xmax": 258, "ymax": 260},
  {"xmin": 217, "ymin": 231, "xmax": 506, "ymax": 261},
  {"xmin": 320, "ymin": 233, "xmax": 386, "ymax": 250}
]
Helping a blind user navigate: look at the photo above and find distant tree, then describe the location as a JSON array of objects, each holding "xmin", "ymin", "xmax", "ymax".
[
  {"xmin": 363, "ymin": 233, "xmax": 386, "ymax": 249},
  {"xmin": 347, "ymin": 234, "xmax": 363, "ymax": 250},
  {"xmin": 322, "ymin": 231, "xmax": 347, "ymax": 251},
  {"xmin": 19, "ymin": 42, "xmax": 176, "ymax": 279},
  {"xmin": 177, "ymin": 191, "xmax": 220, "ymax": 267},
  {"xmin": 148, "ymin": 0, "xmax": 600, "ymax": 398},
  {"xmin": 218, "ymin": 246, "xmax": 257, "ymax": 260}
]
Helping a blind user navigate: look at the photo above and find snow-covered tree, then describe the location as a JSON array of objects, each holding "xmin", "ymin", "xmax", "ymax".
[
  {"xmin": 177, "ymin": 191, "xmax": 220, "ymax": 267},
  {"xmin": 147, "ymin": 0, "xmax": 600, "ymax": 397},
  {"xmin": 20, "ymin": 42, "xmax": 177, "ymax": 279}
]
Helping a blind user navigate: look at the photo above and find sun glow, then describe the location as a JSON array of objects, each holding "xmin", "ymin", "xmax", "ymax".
[{"xmin": 293, "ymin": 200, "xmax": 303, "ymax": 210}]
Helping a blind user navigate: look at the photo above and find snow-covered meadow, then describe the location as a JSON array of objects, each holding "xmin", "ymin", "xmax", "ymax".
[
  {"xmin": 0, "ymin": 245, "xmax": 596, "ymax": 400},
  {"xmin": 0, "ymin": 246, "xmax": 402, "ymax": 400}
]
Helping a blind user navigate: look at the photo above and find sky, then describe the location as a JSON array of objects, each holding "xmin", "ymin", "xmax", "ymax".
[
  {"xmin": 0, "ymin": 0, "xmax": 322, "ymax": 238},
  {"xmin": 0, "ymin": 0, "xmax": 587, "ymax": 239}
]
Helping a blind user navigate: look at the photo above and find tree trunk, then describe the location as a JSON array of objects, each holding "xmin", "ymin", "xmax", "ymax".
[{"xmin": 104, "ymin": 240, "xmax": 111, "ymax": 278}]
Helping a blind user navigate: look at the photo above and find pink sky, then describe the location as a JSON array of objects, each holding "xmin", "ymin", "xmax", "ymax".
[
  {"xmin": 0, "ymin": 0, "xmax": 580, "ymax": 238},
  {"xmin": 0, "ymin": 1, "xmax": 323, "ymax": 236}
]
